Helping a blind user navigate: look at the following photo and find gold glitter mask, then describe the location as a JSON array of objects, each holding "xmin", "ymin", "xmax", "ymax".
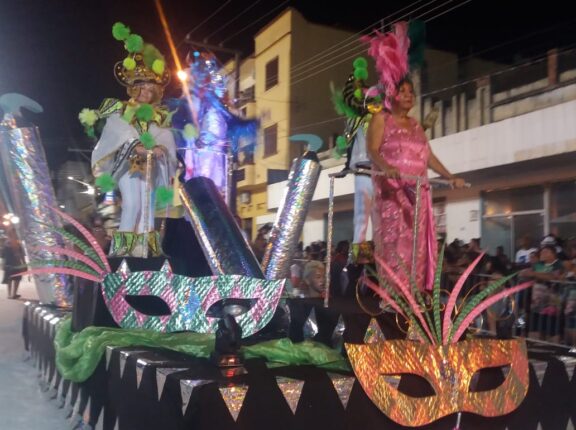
[{"xmin": 345, "ymin": 338, "xmax": 529, "ymax": 427}]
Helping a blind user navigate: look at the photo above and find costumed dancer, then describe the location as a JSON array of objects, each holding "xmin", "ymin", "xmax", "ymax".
[
  {"xmin": 332, "ymin": 58, "xmax": 382, "ymax": 262},
  {"xmin": 170, "ymin": 52, "xmax": 258, "ymax": 204},
  {"xmin": 364, "ymin": 22, "xmax": 465, "ymax": 291},
  {"xmin": 79, "ymin": 23, "xmax": 177, "ymax": 258}
]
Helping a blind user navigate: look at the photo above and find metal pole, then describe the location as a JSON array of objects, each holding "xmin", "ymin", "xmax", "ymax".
[
  {"xmin": 411, "ymin": 177, "xmax": 422, "ymax": 287},
  {"xmin": 324, "ymin": 176, "xmax": 335, "ymax": 308},
  {"xmin": 142, "ymin": 150, "xmax": 153, "ymax": 259}
]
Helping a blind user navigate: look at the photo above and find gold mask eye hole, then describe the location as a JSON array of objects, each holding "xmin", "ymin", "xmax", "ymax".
[
  {"xmin": 381, "ymin": 373, "xmax": 436, "ymax": 397},
  {"xmin": 468, "ymin": 365, "xmax": 511, "ymax": 392}
]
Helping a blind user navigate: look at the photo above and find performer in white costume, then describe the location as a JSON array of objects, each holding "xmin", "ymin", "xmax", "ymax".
[{"xmin": 81, "ymin": 22, "xmax": 177, "ymax": 257}]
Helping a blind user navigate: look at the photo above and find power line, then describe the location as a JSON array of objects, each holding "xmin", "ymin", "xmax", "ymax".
[
  {"xmin": 219, "ymin": 0, "xmax": 291, "ymax": 45},
  {"xmin": 185, "ymin": 0, "xmax": 234, "ymax": 37},
  {"xmin": 204, "ymin": 0, "xmax": 265, "ymax": 42},
  {"xmin": 290, "ymin": 0, "xmax": 473, "ymax": 86},
  {"xmin": 289, "ymin": 0, "xmax": 459, "ymax": 83},
  {"xmin": 290, "ymin": 0, "xmax": 440, "ymax": 75}
]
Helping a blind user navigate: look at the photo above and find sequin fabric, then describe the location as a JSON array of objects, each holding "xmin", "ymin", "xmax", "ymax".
[{"xmin": 372, "ymin": 114, "xmax": 436, "ymax": 290}]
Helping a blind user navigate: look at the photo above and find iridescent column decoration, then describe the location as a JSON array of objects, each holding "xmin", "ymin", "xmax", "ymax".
[
  {"xmin": 262, "ymin": 151, "xmax": 321, "ymax": 280},
  {"xmin": 0, "ymin": 120, "xmax": 72, "ymax": 306},
  {"xmin": 179, "ymin": 176, "xmax": 263, "ymax": 278}
]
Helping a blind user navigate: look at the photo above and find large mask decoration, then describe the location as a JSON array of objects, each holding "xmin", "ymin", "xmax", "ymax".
[
  {"xmin": 347, "ymin": 338, "xmax": 528, "ymax": 426},
  {"xmin": 347, "ymin": 251, "xmax": 533, "ymax": 427},
  {"xmin": 21, "ymin": 208, "xmax": 284, "ymax": 337}
]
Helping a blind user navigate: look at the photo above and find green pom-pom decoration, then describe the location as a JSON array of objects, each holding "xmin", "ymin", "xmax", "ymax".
[
  {"xmin": 139, "ymin": 132, "xmax": 156, "ymax": 150},
  {"xmin": 336, "ymin": 136, "xmax": 347, "ymax": 151},
  {"xmin": 373, "ymin": 95, "xmax": 382, "ymax": 103},
  {"xmin": 123, "ymin": 57, "xmax": 136, "ymax": 70},
  {"xmin": 135, "ymin": 104, "xmax": 154, "ymax": 122},
  {"xmin": 353, "ymin": 57, "xmax": 368, "ymax": 69},
  {"xmin": 125, "ymin": 34, "xmax": 144, "ymax": 53},
  {"xmin": 143, "ymin": 43, "xmax": 164, "ymax": 69},
  {"xmin": 332, "ymin": 148, "xmax": 342, "ymax": 160},
  {"xmin": 354, "ymin": 67, "xmax": 368, "ymax": 81},
  {"xmin": 112, "ymin": 22, "xmax": 131, "ymax": 41},
  {"xmin": 95, "ymin": 173, "xmax": 116, "ymax": 193},
  {"xmin": 183, "ymin": 123, "xmax": 198, "ymax": 140},
  {"xmin": 78, "ymin": 108, "xmax": 98, "ymax": 127},
  {"xmin": 152, "ymin": 59, "xmax": 165, "ymax": 75},
  {"xmin": 155, "ymin": 186, "xmax": 174, "ymax": 209},
  {"xmin": 353, "ymin": 88, "xmax": 363, "ymax": 100}
]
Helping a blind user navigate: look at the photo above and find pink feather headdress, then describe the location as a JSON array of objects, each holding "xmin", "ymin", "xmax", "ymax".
[{"xmin": 361, "ymin": 22, "xmax": 410, "ymax": 100}]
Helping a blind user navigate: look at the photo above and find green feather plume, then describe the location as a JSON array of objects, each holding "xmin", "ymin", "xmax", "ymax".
[
  {"xmin": 95, "ymin": 173, "xmax": 116, "ymax": 193},
  {"xmin": 139, "ymin": 132, "xmax": 156, "ymax": 150},
  {"xmin": 449, "ymin": 273, "xmax": 516, "ymax": 342},
  {"xmin": 155, "ymin": 186, "xmax": 174, "ymax": 209},
  {"xmin": 135, "ymin": 104, "xmax": 154, "ymax": 122}
]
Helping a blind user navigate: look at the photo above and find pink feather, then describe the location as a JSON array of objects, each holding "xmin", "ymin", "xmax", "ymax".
[
  {"xmin": 364, "ymin": 276, "xmax": 407, "ymax": 318},
  {"xmin": 450, "ymin": 281, "xmax": 532, "ymax": 343},
  {"xmin": 50, "ymin": 206, "xmax": 111, "ymax": 272},
  {"xmin": 29, "ymin": 245, "xmax": 105, "ymax": 277},
  {"xmin": 442, "ymin": 252, "xmax": 486, "ymax": 343},
  {"xmin": 374, "ymin": 254, "xmax": 436, "ymax": 344},
  {"xmin": 362, "ymin": 22, "xmax": 410, "ymax": 99},
  {"xmin": 15, "ymin": 267, "xmax": 103, "ymax": 283}
]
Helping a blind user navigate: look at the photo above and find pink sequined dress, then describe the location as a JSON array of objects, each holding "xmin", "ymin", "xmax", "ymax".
[{"xmin": 372, "ymin": 113, "xmax": 437, "ymax": 291}]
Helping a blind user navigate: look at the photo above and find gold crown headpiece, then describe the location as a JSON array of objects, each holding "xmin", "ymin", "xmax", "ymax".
[{"xmin": 111, "ymin": 22, "xmax": 170, "ymax": 88}]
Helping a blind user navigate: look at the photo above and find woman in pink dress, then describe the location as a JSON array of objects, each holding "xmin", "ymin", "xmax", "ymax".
[{"xmin": 367, "ymin": 78, "xmax": 465, "ymax": 291}]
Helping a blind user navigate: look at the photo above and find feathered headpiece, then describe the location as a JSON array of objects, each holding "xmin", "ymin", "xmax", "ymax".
[
  {"xmin": 361, "ymin": 21, "xmax": 410, "ymax": 100},
  {"xmin": 111, "ymin": 22, "xmax": 170, "ymax": 87}
]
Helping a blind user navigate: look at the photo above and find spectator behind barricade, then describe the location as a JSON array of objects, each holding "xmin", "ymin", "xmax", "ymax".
[
  {"xmin": 515, "ymin": 236, "xmax": 537, "ymax": 268},
  {"xmin": 251, "ymin": 223, "xmax": 272, "ymax": 263},
  {"xmin": 289, "ymin": 243, "xmax": 305, "ymax": 291},
  {"xmin": 541, "ymin": 234, "xmax": 567, "ymax": 260},
  {"xmin": 521, "ymin": 244, "xmax": 564, "ymax": 341},
  {"xmin": 300, "ymin": 260, "xmax": 326, "ymax": 298}
]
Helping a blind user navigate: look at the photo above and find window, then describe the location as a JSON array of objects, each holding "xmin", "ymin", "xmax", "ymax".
[
  {"xmin": 265, "ymin": 57, "xmax": 279, "ymax": 90},
  {"xmin": 263, "ymin": 124, "xmax": 278, "ymax": 157}
]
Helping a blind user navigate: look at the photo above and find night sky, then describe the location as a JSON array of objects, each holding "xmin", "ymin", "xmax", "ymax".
[{"xmin": 1, "ymin": 0, "xmax": 574, "ymax": 168}]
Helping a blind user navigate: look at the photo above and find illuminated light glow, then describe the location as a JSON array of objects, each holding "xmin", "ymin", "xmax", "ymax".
[
  {"xmin": 177, "ymin": 70, "xmax": 188, "ymax": 82},
  {"xmin": 154, "ymin": 0, "xmax": 197, "ymax": 126},
  {"xmin": 10, "ymin": 216, "xmax": 20, "ymax": 224},
  {"xmin": 2, "ymin": 220, "xmax": 10, "ymax": 226}
]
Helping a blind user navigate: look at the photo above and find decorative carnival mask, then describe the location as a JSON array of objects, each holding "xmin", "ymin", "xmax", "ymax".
[
  {"xmin": 346, "ymin": 248, "xmax": 533, "ymax": 427},
  {"xmin": 21, "ymin": 208, "xmax": 285, "ymax": 338}
]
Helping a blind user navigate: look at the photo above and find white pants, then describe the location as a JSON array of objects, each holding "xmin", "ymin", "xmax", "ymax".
[
  {"xmin": 118, "ymin": 173, "xmax": 154, "ymax": 233},
  {"xmin": 353, "ymin": 174, "xmax": 373, "ymax": 243}
]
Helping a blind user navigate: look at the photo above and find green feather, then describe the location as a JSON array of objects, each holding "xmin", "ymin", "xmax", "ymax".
[
  {"xmin": 135, "ymin": 104, "xmax": 154, "ymax": 122},
  {"xmin": 29, "ymin": 260, "xmax": 100, "ymax": 277},
  {"xmin": 139, "ymin": 132, "xmax": 156, "ymax": 150},
  {"xmin": 125, "ymin": 34, "xmax": 144, "ymax": 53},
  {"xmin": 432, "ymin": 243, "xmax": 446, "ymax": 343},
  {"xmin": 408, "ymin": 20, "xmax": 426, "ymax": 70},
  {"xmin": 391, "ymin": 251, "xmax": 438, "ymax": 343},
  {"xmin": 330, "ymin": 83, "xmax": 359, "ymax": 118},
  {"xmin": 38, "ymin": 223, "xmax": 104, "ymax": 269},
  {"xmin": 142, "ymin": 43, "xmax": 165, "ymax": 69},
  {"xmin": 95, "ymin": 173, "xmax": 116, "ymax": 193},
  {"xmin": 112, "ymin": 22, "xmax": 131, "ymax": 41},
  {"xmin": 365, "ymin": 265, "xmax": 430, "ymax": 342},
  {"xmin": 155, "ymin": 186, "xmax": 174, "ymax": 209},
  {"xmin": 448, "ymin": 273, "xmax": 516, "ymax": 342}
]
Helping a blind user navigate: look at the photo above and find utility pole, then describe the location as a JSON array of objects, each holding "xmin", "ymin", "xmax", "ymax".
[{"xmin": 184, "ymin": 38, "xmax": 242, "ymax": 215}]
